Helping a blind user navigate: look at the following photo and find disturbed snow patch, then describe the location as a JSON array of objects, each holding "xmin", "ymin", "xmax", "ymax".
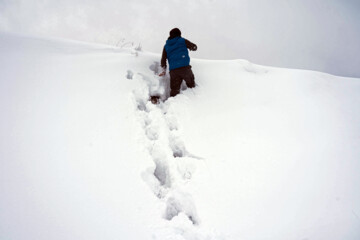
[
  {"xmin": 132, "ymin": 65, "xmax": 202, "ymax": 227},
  {"xmin": 130, "ymin": 62, "xmax": 227, "ymax": 240}
]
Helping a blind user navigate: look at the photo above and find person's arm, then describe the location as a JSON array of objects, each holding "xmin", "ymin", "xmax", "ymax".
[
  {"xmin": 159, "ymin": 47, "xmax": 167, "ymax": 76},
  {"xmin": 161, "ymin": 47, "xmax": 167, "ymax": 67},
  {"xmin": 185, "ymin": 39, "xmax": 197, "ymax": 51}
]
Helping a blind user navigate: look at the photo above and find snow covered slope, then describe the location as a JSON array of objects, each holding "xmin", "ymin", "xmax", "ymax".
[{"xmin": 1, "ymin": 33, "xmax": 360, "ymax": 240}]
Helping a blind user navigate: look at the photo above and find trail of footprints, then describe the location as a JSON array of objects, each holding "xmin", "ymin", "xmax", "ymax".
[{"xmin": 132, "ymin": 62, "xmax": 200, "ymax": 225}]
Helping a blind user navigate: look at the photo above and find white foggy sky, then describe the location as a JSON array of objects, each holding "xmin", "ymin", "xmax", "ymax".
[{"xmin": 0, "ymin": 0, "xmax": 359, "ymax": 77}]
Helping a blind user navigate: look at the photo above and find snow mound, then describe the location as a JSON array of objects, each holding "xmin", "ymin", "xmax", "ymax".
[{"xmin": 1, "ymin": 33, "xmax": 360, "ymax": 240}]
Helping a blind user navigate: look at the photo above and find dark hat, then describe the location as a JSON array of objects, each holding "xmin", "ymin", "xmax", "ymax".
[{"xmin": 169, "ymin": 28, "xmax": 181, "ymax": 39}]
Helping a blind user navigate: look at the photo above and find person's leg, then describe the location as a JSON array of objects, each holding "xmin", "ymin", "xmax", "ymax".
[
  {"xmin": 183, "ymin": 68, "xmax": 195, "ymax": 88},
  {"xmin": 170, "ymin": 71, "xmax": 182, "ymax": 97}
]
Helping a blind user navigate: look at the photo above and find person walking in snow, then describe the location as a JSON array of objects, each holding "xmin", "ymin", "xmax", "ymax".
[{"xmin": 159, "ymin": 28, "xmax": 197, "ymax": 97}]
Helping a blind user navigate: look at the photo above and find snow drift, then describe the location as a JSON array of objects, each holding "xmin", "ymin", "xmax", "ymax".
[{"xmin": 1, "ymin": 32, "xmax": 360, "ymax": 240}]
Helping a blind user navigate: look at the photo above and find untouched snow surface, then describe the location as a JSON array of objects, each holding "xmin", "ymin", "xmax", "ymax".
[{"xmin": 1, "ymin": 33, "xmax": 360, "ymax": 240}]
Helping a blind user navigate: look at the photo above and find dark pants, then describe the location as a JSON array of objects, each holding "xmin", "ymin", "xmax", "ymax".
[{"xmin": 169, "ymin": 66, "xmax": 195, "ymax": 97}]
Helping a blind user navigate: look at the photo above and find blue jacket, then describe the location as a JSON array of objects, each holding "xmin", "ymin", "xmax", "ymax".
[{"xmin": 164, "ymin": 37, "xmax": 190, "ymax": 71}]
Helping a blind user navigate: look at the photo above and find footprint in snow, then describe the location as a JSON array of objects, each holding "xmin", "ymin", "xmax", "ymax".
[
  {"xmin": 126, "ymin": 70, "xmax": 133, "ymax": 79},
  {"xmin": 165, "ymin": 191, "xmax": 199, "ymax": 225}
]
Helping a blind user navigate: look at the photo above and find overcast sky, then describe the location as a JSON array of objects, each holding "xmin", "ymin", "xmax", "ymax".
[{"xmin": 0, "ymin": 0, "xmax": 359, "ymax": 77}]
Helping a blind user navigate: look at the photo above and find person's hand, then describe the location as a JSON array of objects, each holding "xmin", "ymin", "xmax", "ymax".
[{"xmin": 159, "ymin": 71, "xmax": 166, "ymax": 77}]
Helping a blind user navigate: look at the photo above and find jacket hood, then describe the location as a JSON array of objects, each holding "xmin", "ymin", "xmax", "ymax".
[{"xmin": 166, "ymin": 37, "xmax": 181, "ymax": 46}]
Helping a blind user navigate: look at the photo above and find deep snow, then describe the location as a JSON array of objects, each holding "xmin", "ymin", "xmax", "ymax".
[{"xmin": 1, "ymin": 32, "xmax": 360, "ymax": 240}]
